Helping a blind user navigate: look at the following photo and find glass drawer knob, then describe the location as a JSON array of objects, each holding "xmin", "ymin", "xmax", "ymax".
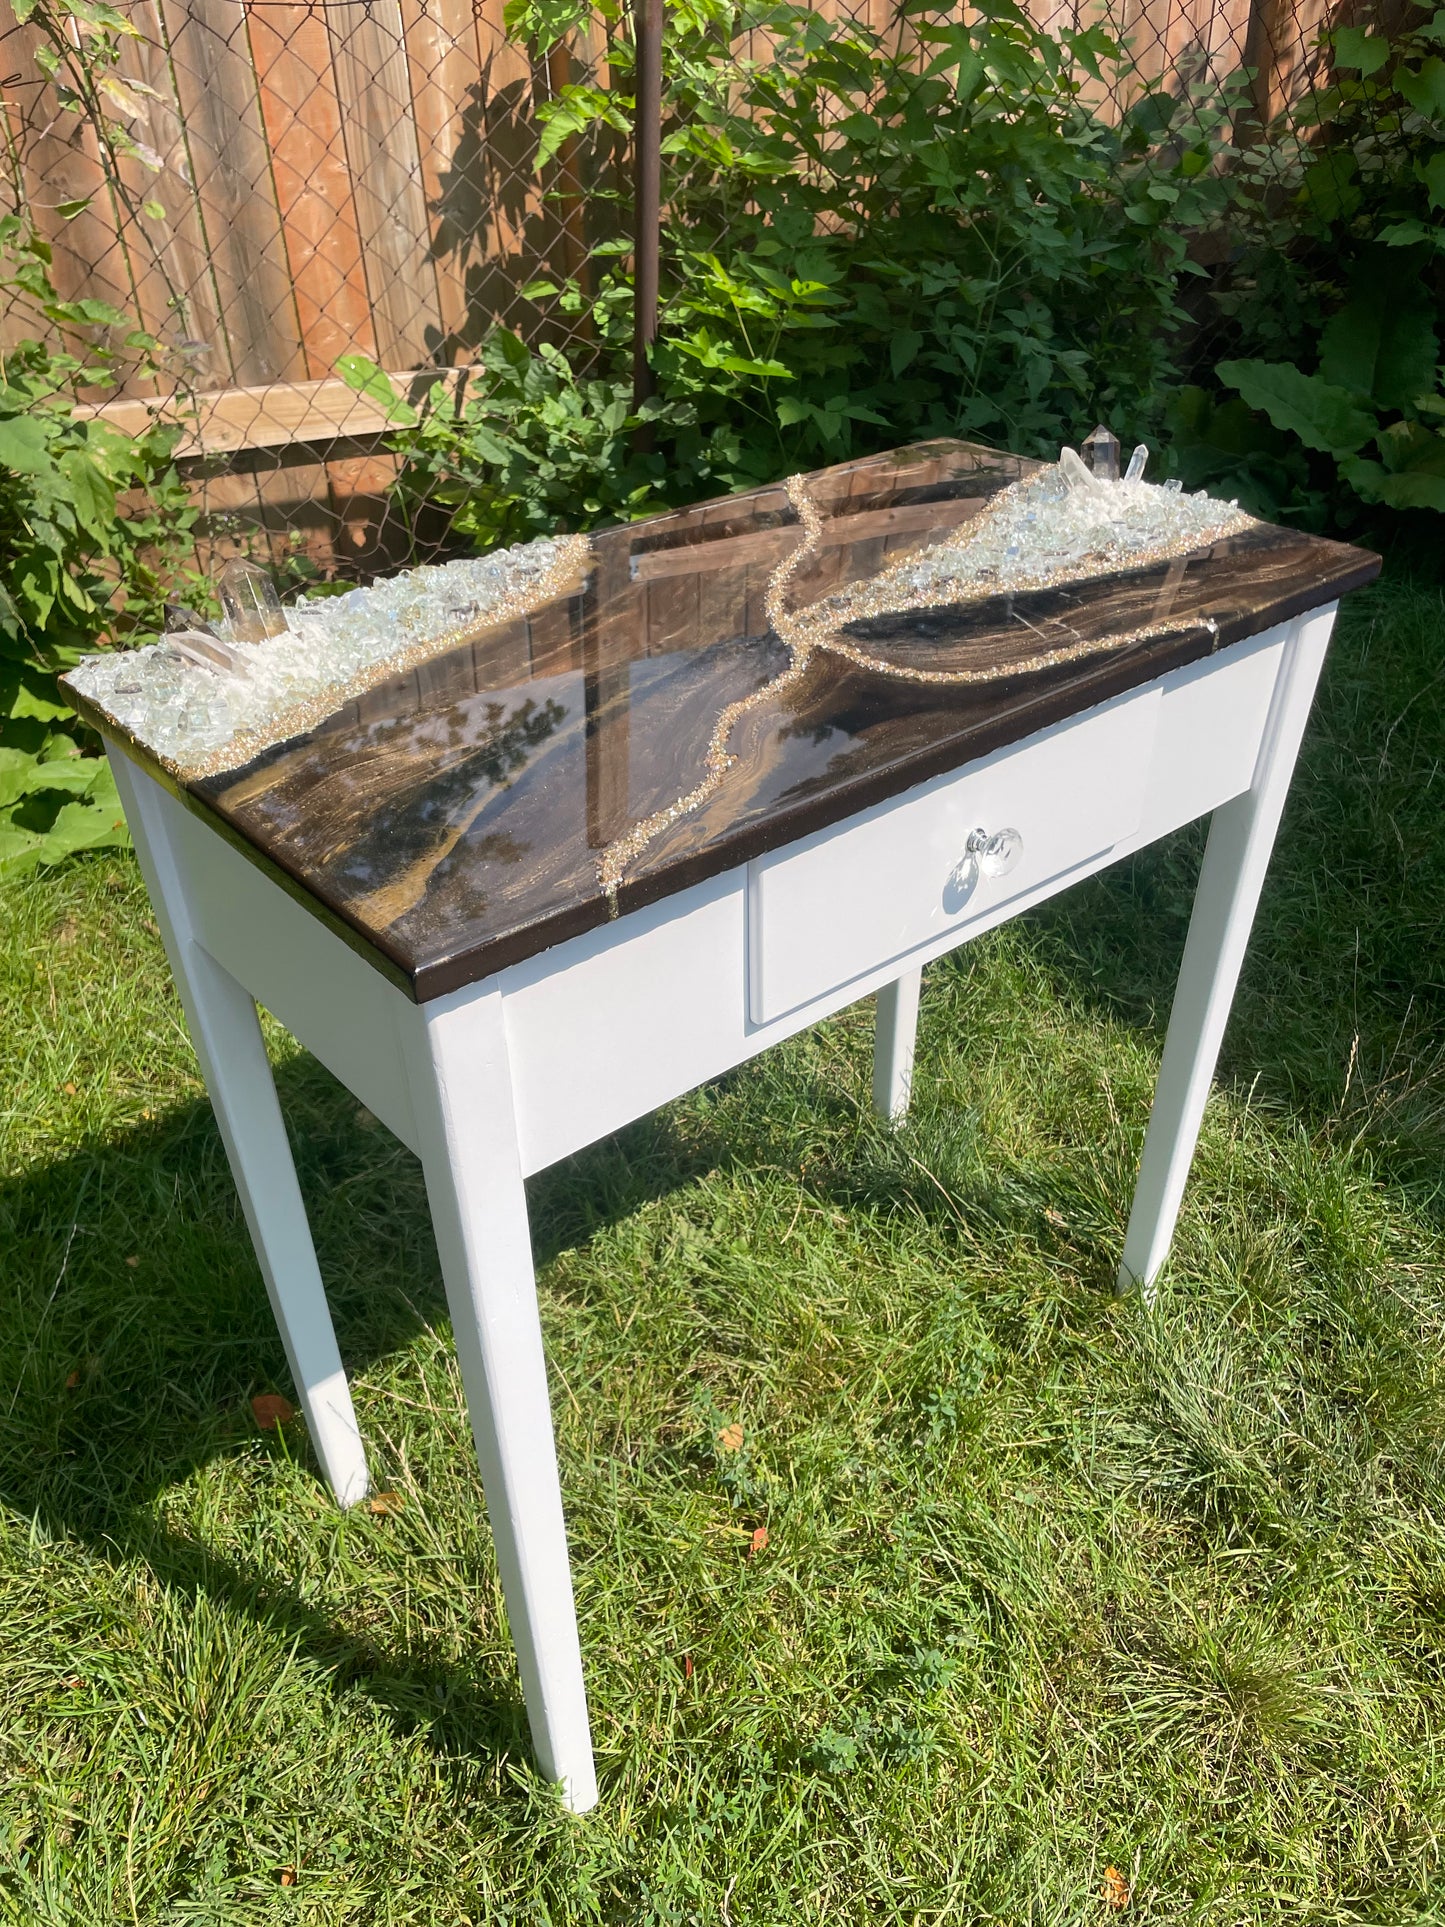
[{"xmin": 965, "ymin": 825, "xmax": 1023, "ymax": 878}]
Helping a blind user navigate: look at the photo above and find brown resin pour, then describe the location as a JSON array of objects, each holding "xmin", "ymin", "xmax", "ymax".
[{"xmin": 594, "ymin": 470, "xmax": 1250, "ymax": 911}]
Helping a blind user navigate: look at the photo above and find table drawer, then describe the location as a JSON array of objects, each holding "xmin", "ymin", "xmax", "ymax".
[{"xmin": 747, "ymin": 685, "xmax": 1161, "ymax": 1024}]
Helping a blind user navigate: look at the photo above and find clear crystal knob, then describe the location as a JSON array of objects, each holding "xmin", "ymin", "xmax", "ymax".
[{"xmin": 965, "ymin": 825, "xmax": 1023, "ymax": 878}]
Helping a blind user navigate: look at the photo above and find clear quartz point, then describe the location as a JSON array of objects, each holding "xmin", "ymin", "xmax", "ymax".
[
  {"xmin": 184, "ymin": 635, "xmax": 251, "ymax": 677},
  {"xmin": 165, "ymin": 600, "xmax": 220, "ymax": 639},
  {"xmin": 1082, "ymin": 423, "xmax": 1121, "ymax": 481},
  {"xmin": 218, "ymin": 558, "xmax": 288, "ymax": 645},
  {"xmin": 1164, "ymin": 477, "xmax": 1183, "ymax": 494},
  {"xmin": 1058, "ymin": 446, "xmax": 1098, "ymax": 491},
  {"xmin": 1125, "ymin": 443, "xmax": 1149, "ymax": 483}
]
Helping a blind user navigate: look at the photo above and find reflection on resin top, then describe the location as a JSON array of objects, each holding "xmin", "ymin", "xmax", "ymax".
[{"xmin": 64, "ymin": 440, "xmax": 1379, "ymax": 998}]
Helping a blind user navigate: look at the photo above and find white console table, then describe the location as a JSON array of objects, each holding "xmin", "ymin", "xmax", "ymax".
[{"xmin": 70, "ymin": 441, "xmax": 1378, "ymax": 1811}]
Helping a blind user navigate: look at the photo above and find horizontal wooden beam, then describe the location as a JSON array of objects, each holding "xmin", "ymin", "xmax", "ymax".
[{"xmin": 77, "ymin": 367, "xmax": 466, "ymax": 461}]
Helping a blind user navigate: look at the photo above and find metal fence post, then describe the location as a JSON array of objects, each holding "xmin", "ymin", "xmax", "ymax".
[{"xmin": 631, "ymin": 0, "xmax": 663, "ymax": 415}]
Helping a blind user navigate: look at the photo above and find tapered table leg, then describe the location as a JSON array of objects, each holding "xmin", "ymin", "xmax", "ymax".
[
  {"xmin": 873, "ymin": 968, "xmax": 923, "ymax": 1121},
  {"xmin": 109, "ymin": 755, "xmax": 370, "ymax": 1506},
  {"xmin": 1117, "ymin": 606, "xmax": 1337, "ymax": 1300},
  {"xmin": 403, "ymin": 987, "xmax": 598, "ymax": 1813}
]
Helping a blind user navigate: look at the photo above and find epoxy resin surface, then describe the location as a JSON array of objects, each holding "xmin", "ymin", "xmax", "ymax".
[{"xmin": 67, "ymin": 440, "xmax": 1379, "ymax": 998}]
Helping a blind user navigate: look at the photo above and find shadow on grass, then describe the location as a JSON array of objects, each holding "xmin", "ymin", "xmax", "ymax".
[{"xmin": 0, "ymin": 1052, "xmax": 731, "ymax": 1798}]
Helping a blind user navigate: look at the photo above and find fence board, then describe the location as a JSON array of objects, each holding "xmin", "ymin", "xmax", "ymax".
[
  {"xmin": 247, "ymin": 0, "xmax": 375, "ymax": 380},
  {"xmin": 104, "ymin": 0, "xmax": 227, "ymax": 385},
  {"xmin": 0, "ymin": 2, "xmax": 141, "ymax": 368},
  {"xmin": 468, "ymin": 0, "xmax": 552, "ymax": 340},
  {"xmin": 326, "ymin": 0, "xmax": 444, "ymax": 366},
  {"xmin": 396, "ymin": 0, "xmax": 487, "ymax": 359},
  {"xmin": 159, "ymin": 0, "xmax": 306, "ymax": 385}
]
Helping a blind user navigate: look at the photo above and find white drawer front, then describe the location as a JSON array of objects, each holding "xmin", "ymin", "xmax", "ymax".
[{"xmin": 747, "ymin": 685, "xmax": 1161, "ymax": 1024}]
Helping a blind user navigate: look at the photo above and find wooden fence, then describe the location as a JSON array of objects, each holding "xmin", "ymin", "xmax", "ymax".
[{"xmin": 1, "ymin": 0, "xmax": 1335, "ymax": 571}]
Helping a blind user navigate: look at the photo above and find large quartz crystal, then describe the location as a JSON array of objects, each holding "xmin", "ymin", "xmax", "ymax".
[
  {"xmin": 163, "ymin": 600, "xmax": 250, "ymax": 677},
  {"xmin": 218, "ymin": 558, "xmax": 288, "ymax": 645},
  {"xmin": 1082, "ymin": 423, "xmax": 1122, "ymax": 482}
]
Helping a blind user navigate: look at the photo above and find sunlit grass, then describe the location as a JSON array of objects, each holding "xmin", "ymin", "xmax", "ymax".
[{"xmin": 1, "ymin": 576, "xmax": 1443, "ymax": 1922}]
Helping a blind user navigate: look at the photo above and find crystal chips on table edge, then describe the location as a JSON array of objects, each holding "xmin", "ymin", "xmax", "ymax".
[
  {"xmin": 70, "ymin": 448, "xmax": 1251, "ymax": 780},
  {"xmin": 68, "ymin": 537, "xmax": 586, "ymax": 778}
]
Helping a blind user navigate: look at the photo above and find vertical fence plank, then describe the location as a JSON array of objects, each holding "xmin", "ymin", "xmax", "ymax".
[
  {"xmin": 396, "ymin": 0, "xmax": 486, "ymax": 360},
  {"xmin": 0, "ymin": 2, "xmax": 143, "ymax": 377},
  {"xmin": 326, "ymin": 0, "xmax": 444, "ymax": 366},
  {"xmin": 247, "ymin": 0, "xmax": 375, "ymax": 381},
  {"xmin": 114, "ymin": 0, "xmax": 228, "ymax": 370},
  {"xmin": 468, "ymin": 0, "xmax": 551, "ymax": 341},
  {"xmin": 160, "ymin": 0, "xmax": 306, "ymax": 385}
]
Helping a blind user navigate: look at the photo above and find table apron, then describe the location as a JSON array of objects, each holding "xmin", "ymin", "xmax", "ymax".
[
  {"xmin": 500, "ymin": 616, "xmax": 1298, "ymax": 1173},
  {"xmin": 125, "ymin": 613, "xmax": 1308, "ymax": 1178}
]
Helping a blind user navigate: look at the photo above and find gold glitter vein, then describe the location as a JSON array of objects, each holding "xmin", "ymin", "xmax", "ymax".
[{"xmin": 596, "ymin": 470, "xmax": 1252, "ymax": 908}]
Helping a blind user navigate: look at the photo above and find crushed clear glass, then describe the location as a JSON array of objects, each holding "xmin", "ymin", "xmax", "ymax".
[
  {"xmin": 69, "ymin": 537, "xmax": 584, "ymax": 774},
  {"xmin": 860, "ymin": 456, "xmax": 1255, "ymax": 609}
]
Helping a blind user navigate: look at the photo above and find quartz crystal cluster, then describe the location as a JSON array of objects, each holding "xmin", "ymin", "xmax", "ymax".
[
  {"xmin": 845, "ymin": 435, "xmax": 1254, "ymax": 618},
  {"xmin": 68, "ymin": 537, "xmax": 591, "ymax": 778}
]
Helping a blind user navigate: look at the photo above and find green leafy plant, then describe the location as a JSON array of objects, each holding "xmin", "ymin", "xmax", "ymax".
[
  {"xmin": 634, "ymin": 0, "xmax": 1243, "ymax": 469},
  {"xmin": 1188, "ymin": 6, "xmax": 1445, "ymax": 525},
  {"xmin": 337, "ymin": 332, "xmax": 713, "ymax": 551},
  {"xmin": 348, "ymin": 0, "xmax": 1246, "ymax": 545},
  {"xmin": 0, "ymin": 217, "xmax": 197, "ymax": 876}
]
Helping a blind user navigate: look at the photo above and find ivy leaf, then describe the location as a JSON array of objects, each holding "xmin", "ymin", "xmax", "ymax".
[
  {"xmin": 96, "ymin": 75, "xmax": 148, "ymax": 121},
  {"xmin": 0, "ymin": 415, "xmax": 54, "ymax": 475},
  {"xmin": 1423, "ymin": 151, "xmax": 1445, "ymax": 211},
  {"xmin": 1342, "ymin": 456, "xmax": 1445, "ymax": 511},
  {"xmin": 1216, "ymin": 360, "xmax": 1377, "ymax": 456},
  {"xmin": 0, "ymin": 793, "xmax": 127, "ymax": 877},
  {"xmin": 464, "ymin": 424, "xmax": 511, "ymax": 465},
  {"xmin": 1319, "ymin": 293, "xmax": 1439, "ymax": 409},
  {"xmin": 717, "ymin": 354, "xmax": 792, "ymax": 377},
  {"xmin": 22, "ymin": 756, "xmax": 106, "ymax": 795},
  {"xmin": 335, "ymin": 354, "xmax": 417, "ymax": 427},
  {"xmin": 890, "ymin": 329, "xmax": 923, "ymax": 376},
  {"xmin": 1396, "ymin": 57, "xmax": 1445, "ymax": 120},
  {"xmin": 1377, "ymin": 219, "xmax": 1436, "ymax": 247},
  {"xmin": 59, "ymin": 449, "xmax": 117, "ymax": 539},
  {"xmin": 1375, "ymin": 418, "xmax": 1445, "ymax": 475},
  {"xmin": 1331, "ymin": 25, "xmax": 1390, "ymax": 74}
]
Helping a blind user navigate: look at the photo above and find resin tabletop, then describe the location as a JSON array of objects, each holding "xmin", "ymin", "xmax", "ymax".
[{"xmin": 77, "ymin": 440, "xmax": 1380, "ymax": 1000}]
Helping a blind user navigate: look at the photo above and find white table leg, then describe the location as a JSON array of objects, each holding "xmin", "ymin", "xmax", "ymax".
[
  {"xmin": 109, "ymin": 755, "xmax": 370, "ymax": 1506},
  {"xmin": 1117, "ymin": 605, "xmax": 1337, "ymax": 1300},
  {"xmin": 873, "ymin": 967, "xmax": 923, "ymax": 1121},
  {"xmin": 402, "ymin": 987, "xmax": 598, "ymax": 1813}
]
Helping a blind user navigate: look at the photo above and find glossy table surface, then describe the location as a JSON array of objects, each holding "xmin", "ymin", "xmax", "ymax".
[{"xmin": 77, "ymin": 440, "xmax": 1379, "ymax": 999}]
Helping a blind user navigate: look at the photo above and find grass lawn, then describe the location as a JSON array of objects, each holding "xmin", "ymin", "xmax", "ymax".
[{"xmin": 2, "ymin": 574, "xmax": 1444, "ymax": 1924}]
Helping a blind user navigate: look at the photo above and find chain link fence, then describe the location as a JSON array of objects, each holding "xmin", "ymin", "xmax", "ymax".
[{"xmin": 0, "ymin": 0, "xmax": 1373, "ymax": 579}]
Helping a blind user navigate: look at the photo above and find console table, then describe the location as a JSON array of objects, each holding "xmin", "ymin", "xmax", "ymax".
[{"xmin": 65, "ymin": 440, "xmax": 1378, "ymax": 1812}]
